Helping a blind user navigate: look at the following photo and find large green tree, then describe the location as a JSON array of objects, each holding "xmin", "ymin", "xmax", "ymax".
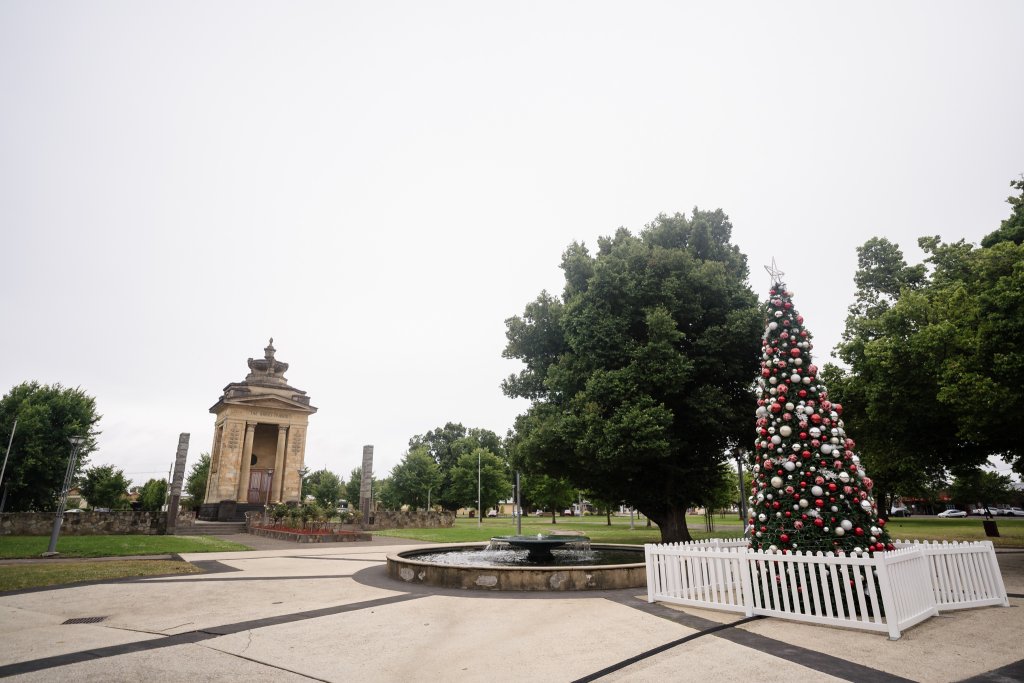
[
  {"xmin": 184, "ymin": 453, "xmax": 210, "ymax": 510},
  {"xmin": 389, "ymin": 447, "xmax": 442, "ymax": 510},
  {"xmin": 305, "ymin": 468, "xmax": 345, "ymax": 508},
  {"xmin": 0, "ymin": 382, "xmax": 101, "ymax": 511},
  {"xmin": 408, "ymin": 423, "xmax": 504, "ymax": 510},
  {"xmin": 504, "ymin": 210, "xmax": 762, "ymax": 542},
  {"xmin": 832, "ymin": 181, "xmax": 1024, "ymax": 499},
  {"xmin": 520, "ymin": 473, "xmax": 576, "ymax": 524},
  {"xmin": 448, "ymin": 448, "xmax": 511, "ymax": 515},
  {"xmin": 79, "ymin": 464, "xmax": 130, "ymax": 509},
  {"xmin": 949, "ymin": 469, "xmax": 1013, "ymax": 515},
  {"xmin": 138, "ymin": 478, "xmax": 168, "ymax": 511}
]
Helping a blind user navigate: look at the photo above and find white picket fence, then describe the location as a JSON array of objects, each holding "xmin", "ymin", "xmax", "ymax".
[{"xmin": 645, "ymin": 538, "xmax": 1008, "ymax": 640}]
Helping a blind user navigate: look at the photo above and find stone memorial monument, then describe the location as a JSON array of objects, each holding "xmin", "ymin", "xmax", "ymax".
[{"xmin": 199, "ymin": 339, "xmax": 317, "ymax": 521}]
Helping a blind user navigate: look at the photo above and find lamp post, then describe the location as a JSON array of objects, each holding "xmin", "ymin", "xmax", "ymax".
[
  {"xmin": 43, "ymin": 436, "xmax": 85, "ymax": 557},
  {"xmin": 297, "ymin": 467, "xmax": 309, "ymax": 504},
  {"xmin": 427, "ymin": 485, "xmax": 432, "ymax": 511},
  {"xmin": 734, "ymin": 447, "xmax": 747, "ymax": 525},
  {"xmin": 477, "ymin": 449, "xmax": 481, "ymax": 527}
]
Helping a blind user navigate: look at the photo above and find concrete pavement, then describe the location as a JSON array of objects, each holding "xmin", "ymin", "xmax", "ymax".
[{"xmin": 0, "ymin": 538, "xmax": 1021, "ymax": 682}]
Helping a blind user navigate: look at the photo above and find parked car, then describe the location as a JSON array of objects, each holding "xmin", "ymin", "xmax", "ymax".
[
  {"xmin": 937, "ymin": 509, "xmax": 968, "ymax": 518},
  {"xmin": 1005, "ymin": 507, "xmax": 1024, "ymax": 517},
  {"xmin": 889, "ymin": 506, "xmax": 911, "ymax": 517}
]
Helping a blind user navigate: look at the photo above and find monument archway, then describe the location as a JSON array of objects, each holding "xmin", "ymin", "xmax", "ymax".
[{"xmin": 199, "ymin": 339, "xmax": 317, "ymax": 521}]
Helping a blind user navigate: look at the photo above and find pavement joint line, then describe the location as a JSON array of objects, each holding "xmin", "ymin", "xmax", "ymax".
[
  {"xmin": 200, "ymin": 642, "xmax": 332, "ymax": 682},
  {"xmin": 606, "ymin": 595, "xmax": 918, "ymax": 683},
  {"xmin": 140, "ymin": 574, "xmax": 356, "ymax": 584},
  {"xmin": 0, "ymin": 592, "xmax": 425, "ymax": 678},
  {"xmin": 571, "ymin": 615, "xmax": 764, "ymax": 683}
]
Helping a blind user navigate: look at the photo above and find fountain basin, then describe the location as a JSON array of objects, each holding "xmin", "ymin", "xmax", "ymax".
[{"xmin": 387, "ymin": 543, "xmax": 647, "ymax": 591}]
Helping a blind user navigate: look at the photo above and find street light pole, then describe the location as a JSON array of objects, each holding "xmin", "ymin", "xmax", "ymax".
[
  {"xmin": 427, "ymin": 485, "xmax": 432, "ymax": 511},
  {"xmin": 477, "ymin": 450, "xmax": 481, "ymax": 527},
  {"xmin": 43, "ymin": 436, "xmax": 85, "ymax": 557},
  {"xmin": 735, "ymin": 447, "xmax": 747, "ymax": 525}
]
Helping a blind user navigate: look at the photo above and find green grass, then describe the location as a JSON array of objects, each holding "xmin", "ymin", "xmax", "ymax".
[
  {"xmin": 0, "ymin": 535, "xmax": 251, "ymax": 559},
  {"xmin": 881, "ymin": 516, "xmax": 1024, "ymax": 548},
  {"xmin": 372, "ymin": 514, "xmax": 1024, "ymax": 548},
  {"xmin": 372, "ymin": 514, "xmax": 743, "ymax": 545},
  {"xmin": 0, "ymin": 560, "xmax": 201, "ymax": 592}
]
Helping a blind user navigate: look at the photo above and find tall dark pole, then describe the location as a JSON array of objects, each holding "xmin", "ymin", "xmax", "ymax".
[
  {"xmin": 43, "ymin": 436, "xmax": 85, "ymax": 557},
  {"xmin": 515, "ymin": 471, "xmax": 522, "ymax": 535},
  {"xmin": 735, "ymin": 448, "xmax": 747, "ymax": 525}
]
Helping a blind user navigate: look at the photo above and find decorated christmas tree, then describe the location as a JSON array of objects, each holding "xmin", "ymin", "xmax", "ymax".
[{"xmin": 748, "ymin": 262, "xmax": 893, "ymax": 555}]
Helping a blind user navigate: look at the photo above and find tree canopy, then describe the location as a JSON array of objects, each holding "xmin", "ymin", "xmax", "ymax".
[
  {"xmin": 138, "ymin": 478, "xmax": 168, "ymax": 511},
  {"xmin": 184, "ymin": 453, "xmax": 210, "ymax": 510},
  {"xmin": 305, "ymin": 468, "xmax": 344, "ymax": 508},
  {"xmin": 504, "ymin": 210, "xmax": 763, "ymax": 542},
  {"xmin": 831, "ymin": 179, "xmax": 1024, "ymax": 501},
  {"xmin": 408, "ymin": 423, "xmax": 505, "ymax": 510},
  {"xmin": 448, "ymin": 448, "xmax": 511, "ymax": 515},
  {"xmin": 0, "ymin": 382, "xmax": 101, "ymax": 511},
  {"xmin": 388, "ymin": 447, "xmax": 442, "ymax": 510},
  {"xmin": 79, "ymin": 464, "xmax": 130, "ymax": 509}
]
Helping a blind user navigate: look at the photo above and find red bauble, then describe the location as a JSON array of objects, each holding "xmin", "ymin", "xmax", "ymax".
[
  {"xmin": 814, "ymin": 499, "xmax": 824, "ymax": 508},
  {"xmin": 780, "ymin": 534, "xmax": 790, "ymax": 543},
  {"xmin": 878, "ymin": 519, "xmax": 886, "ymax": 527},
  {"xmin": 789, "ymin": 348, "xmax": 801, "ymax": 358},
  {"xmin": 798, "ymin": 390, "xmax": 807, "ymax": 398},
  {"xmin": 854, "ymin": 528, "xmax": 864, "ymax": 536},
  {"xmin": 813, "ymin": 518, "xmax": 824, "ymax": 527}
]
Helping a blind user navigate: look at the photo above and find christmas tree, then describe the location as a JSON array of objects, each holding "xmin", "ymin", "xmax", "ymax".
[{"xmin": 748, "ymin": 262, "xmax": 893, "ymax": 555}]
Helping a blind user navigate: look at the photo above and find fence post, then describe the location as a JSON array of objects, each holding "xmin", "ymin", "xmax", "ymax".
[
  {"xmin": 645, "ymin": 544, "xmax": 658, "ymax": 603},
  {"xmin": 873, "ymin": 552, "xmax": 902, "ymax": 640},
  {"xmin": 738, "ymin": 547, "xmax": 755, "ymax": 617}
]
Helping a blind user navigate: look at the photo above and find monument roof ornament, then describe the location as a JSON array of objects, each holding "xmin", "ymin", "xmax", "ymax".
[{"xmin": 245, "ymin": 337, "xmax": 290, "ymax": 385}]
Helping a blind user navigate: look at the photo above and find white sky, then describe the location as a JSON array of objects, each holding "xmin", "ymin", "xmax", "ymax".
[{"xmin": 2, "ymin": 2, "xmax": 1022, "ymax": 486}]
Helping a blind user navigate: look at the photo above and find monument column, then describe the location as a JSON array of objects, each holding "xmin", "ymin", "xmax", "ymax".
[
  {"xmin": 272, "ymin": 425, "xmax": 287, "ymax": 503},
  {"xmin": 236, "ymin": 423, "xmax": 256, "ymax": 502}
]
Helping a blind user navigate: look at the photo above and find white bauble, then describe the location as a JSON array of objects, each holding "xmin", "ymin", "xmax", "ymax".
[
  {"xmin": 770, "ymin": 476, "xmax": 783, "ymax": 489},
  {"xmin": 811, "ymin": 485, "xmax": 823, "ymax": 497},
  {"xmin": 860, "ymin": 500, "xmax": 873, "ymax": 512},
  {"xmin": 769, "ymin": 322, "xmax": 778, "ymax": 330},
  {"xmin": 838, "ymin": 471, "xmax": 850, "ymax": 484},
  {"xmin": 771, "ymin": 435, "xmax": 781, "ymax": 445},
  {"xmin": 779, "ymin": 425, "xmax": 792, "ymax": 437},
  {"xmin": 758, "ymin": 513, "xmax": 767, "ymax": 522},
  {"xmin": 756, "ymin": 406, "xmax": 767, "ymax": 418},
  {"xmin": 809, "ymin": 427, "xmax": 821, "ymax": 438},
  {"xmin": 802, "ymin": 377, "xmax": 812, "ymax": 384},
  {"xmin": 798, "ymin": 499, "xmax": 809, "ymax": 508},
  {"xmin": 840, "ymin": 520, "xmax": 853, "ymax": 531},
  {"xmin": 783, "ymin": 461, "xmax": 796, "ymax": 472},
  {"xmin": 820, "ymin": 444, "xmax": 833, "ymax": 455},
  {"xmin": 834, "ymin": 527, "xmax": 845, "ymax": 537}
]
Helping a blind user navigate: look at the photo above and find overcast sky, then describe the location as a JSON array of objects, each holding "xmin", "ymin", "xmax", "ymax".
[{"xmin": 2, "ymin": 2, "xmax": 1022, "ymax": 487}]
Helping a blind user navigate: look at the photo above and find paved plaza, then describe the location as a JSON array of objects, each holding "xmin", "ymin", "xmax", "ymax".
[{"xmin": 0, "ymin": 537, "xmax": 1022, "ymax": 682}]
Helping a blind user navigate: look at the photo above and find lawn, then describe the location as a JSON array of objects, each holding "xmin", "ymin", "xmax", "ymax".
[
  {"xmin": 0, "ymin": 534, "xmax": 251, "ymax": 559},
  {"xmin": 373, "ymin": 514, "xmax": 1024, "ymax": 548},
  {"xmin": 0, "ymin": 560, "xmax": 201, "ymax": 592}
]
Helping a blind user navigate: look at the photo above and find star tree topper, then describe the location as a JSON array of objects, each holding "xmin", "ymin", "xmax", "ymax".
[{"xmin": 764, "ymin": 257, "xmax": 785, "ymax": 285}]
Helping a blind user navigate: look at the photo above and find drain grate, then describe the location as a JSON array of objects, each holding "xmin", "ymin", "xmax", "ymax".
[{"xmin": 62, "ymin": 616, "xmax": 107, "ymax": 625}]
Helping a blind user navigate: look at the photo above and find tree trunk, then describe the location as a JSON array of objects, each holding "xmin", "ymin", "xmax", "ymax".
[
  {"xmin": 550, "ymin": 510, "xmax": 556, "ymax": 524},
  {"xmin": 606, "ymin": 507, "xmax": 611, "ymax": 526},
  {"xmin": 647, "ymin": 504, "xmax": 691, "ymax": 543}
]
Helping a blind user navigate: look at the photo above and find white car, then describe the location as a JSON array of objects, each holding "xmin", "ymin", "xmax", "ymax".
[
  {"xmin": 937, "ymin": 509, "xmax": 967, "ymax": 518},
  {"xmin": 1005, "ymin": 507, "xmax": 1024, "ymax": 517}
]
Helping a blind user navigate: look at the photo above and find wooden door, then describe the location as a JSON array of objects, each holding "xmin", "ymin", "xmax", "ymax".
[{"xmin": 248, "ymin": 469, "xmax": 273, "ymax": 504}]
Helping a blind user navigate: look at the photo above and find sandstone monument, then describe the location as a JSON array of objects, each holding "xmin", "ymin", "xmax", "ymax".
[{"xmin": 199, "ymin": 339, "xmax": 317, "ymax": 521}]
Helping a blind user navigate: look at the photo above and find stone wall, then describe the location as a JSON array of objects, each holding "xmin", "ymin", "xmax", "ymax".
[
  {"xmin": 371, "ymin": 510, "xmax": 455, "ymax": 529},
  {"xmin": 0, "ymin": 511, "xmax": 169, "ymax": 535}
]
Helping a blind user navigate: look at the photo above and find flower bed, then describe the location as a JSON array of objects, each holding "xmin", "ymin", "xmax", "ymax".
[{"xmin": 249, "ymin": 526, "xmax": 371, "ymax": 543}]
